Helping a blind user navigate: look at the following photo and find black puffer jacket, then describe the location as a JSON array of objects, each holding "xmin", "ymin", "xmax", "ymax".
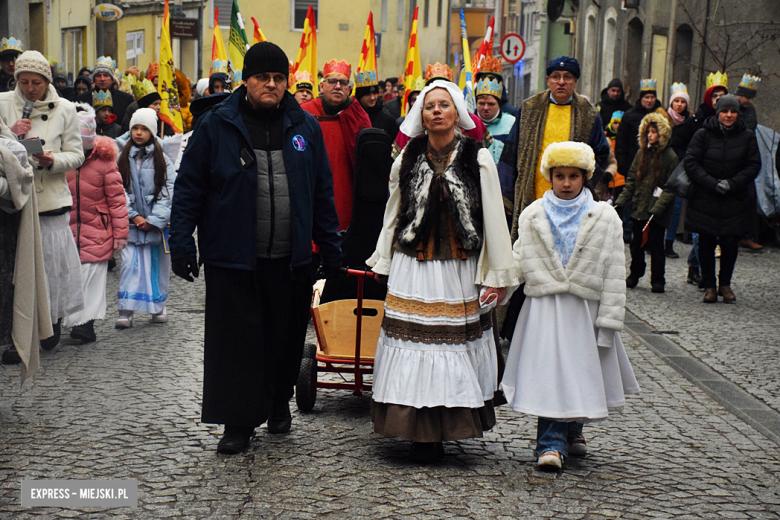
[
  {"xmin": 668, "ymin": 112, "xmax": 691, "ymax": 161},
  {"xmin": 597, "ymin": 79, "xmax": 632, "ymax": 130},
  {"xmin": 683, "ymin": 116, "xmax": 761, "ymax": 236},
  {"xmin": 615, "ymin": 98, "xmax": 665, "ymax": 176},
  {"xmin": 670, "ymin": 103, "xmax": 712, "ymax": 159}
]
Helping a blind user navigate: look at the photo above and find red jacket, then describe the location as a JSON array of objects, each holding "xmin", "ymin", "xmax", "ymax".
[{"xmin": 67, "ymin": 136, "xmax": 129, "ymax": 263}]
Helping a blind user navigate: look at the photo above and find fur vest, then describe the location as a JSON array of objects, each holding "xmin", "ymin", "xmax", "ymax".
[{"xmin": 394, "ymin": 134, "xmax": 484, "ymax": 251}]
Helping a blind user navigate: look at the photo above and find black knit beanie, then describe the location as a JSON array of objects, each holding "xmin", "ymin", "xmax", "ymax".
[
  {"xmin": 354, "ymin": 85, "xmax": 379, "ymax": 99},
  {"xmin": 243, "ymin": 42, "xmax": 289, "ymax": 81}
]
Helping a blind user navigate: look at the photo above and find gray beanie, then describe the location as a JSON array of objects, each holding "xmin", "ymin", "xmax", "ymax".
[{"xmin": 715, "ymin": 94, "xmax": 740, "ymax": 115}]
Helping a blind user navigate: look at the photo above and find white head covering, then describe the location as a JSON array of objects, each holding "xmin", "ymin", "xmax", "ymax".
[
  {"xmin": 129, "ymin": 107, "xmax": 158, "ymax": 136},
  {"xmin": 195, "ymin": 78, "xmax": 209, "ymax": 97},
  {"xmin": 74, "ymin": 102, "xmax": 96, "ymax": 150},
  {"xmin": 399, "ymin": 79, "xmax": 476, "ymax": 137}
]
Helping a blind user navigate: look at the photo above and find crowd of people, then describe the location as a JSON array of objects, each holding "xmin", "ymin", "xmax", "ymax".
[{"xmin": 0, "ymin": 32, "xmax": 771, "ymax": 471}]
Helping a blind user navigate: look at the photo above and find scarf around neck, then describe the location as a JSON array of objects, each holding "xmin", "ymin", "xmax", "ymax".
[
  {"xmin": 667, "ymin": 107, "xmax": 686, "ymax": 126},
  {"xmin": 542, "ymin": 188, "xmax": 593, "ymax": 268}
]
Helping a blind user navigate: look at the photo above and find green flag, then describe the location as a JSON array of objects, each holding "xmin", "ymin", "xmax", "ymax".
[{"xmin": 228, "ymin": 0, "xmax": 249, "ymax": 86}]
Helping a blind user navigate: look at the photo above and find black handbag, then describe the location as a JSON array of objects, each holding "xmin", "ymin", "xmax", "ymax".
[{"xmin": 665, "ymin": 161, "xmax": 695, "ymax": 199}]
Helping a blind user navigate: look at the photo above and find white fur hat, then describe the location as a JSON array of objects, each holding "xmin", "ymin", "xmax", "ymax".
[
  {"xmin": 540, "ymin": 141, "xmax": 596, "ymax": 180},
  {"xmin": 129, "ymin": 107, "xmax": 158, "ymax": 135},
  {"xmin": 14, "ymin": 50, "xmax": 52, "ymax": 83}
]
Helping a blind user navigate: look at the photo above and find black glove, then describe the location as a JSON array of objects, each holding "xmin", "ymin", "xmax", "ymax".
[
  {"xmin": 315, "ymin": 263, "xmax": 339, "ymax": 280},
  {"xmin": 172, "ymin": 256, "xmax": 199, "ymax": 282},
  {"xmin": 715, "ymin": 179, "xmax": 731, "ymax": 195}
]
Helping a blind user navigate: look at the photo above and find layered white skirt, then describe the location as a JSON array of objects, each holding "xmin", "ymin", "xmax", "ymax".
[
  {"xmin": 63, "ymin": 261, "xmax": 108, "ymax": 326},
  {"xmin": 40, "ymin": 213, "xmax": 84, "ymax": 320},
  {"xmin": 372, "ymin": 252, "xmax": 497, "ymax": 409},
  {"xmin": 118, "ymin": 243, "xmax": 170, "ymax": 314},
  {"xmin": 501, "ymin": 293, "xmax": 640, "ymax": 421}
]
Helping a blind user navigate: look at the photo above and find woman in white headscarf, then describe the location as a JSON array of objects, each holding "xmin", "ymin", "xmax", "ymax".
[{"xmin": 367, "ymin": 80, "xmax": 518, "ymax": 463}]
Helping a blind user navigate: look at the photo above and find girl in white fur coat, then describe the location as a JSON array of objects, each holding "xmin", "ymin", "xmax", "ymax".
[{"xmin": 501, "ymin": 141, "xmax": 640, "ymax": 470}]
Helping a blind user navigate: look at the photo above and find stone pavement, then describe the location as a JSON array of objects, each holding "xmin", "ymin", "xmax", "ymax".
[
  {"xmin": 624, "ymin": 242, "xmax": 780, "ymax": 440},
  {"xmin": 1, "ymin": 249, "xmax": 779, "ymax": 519}
]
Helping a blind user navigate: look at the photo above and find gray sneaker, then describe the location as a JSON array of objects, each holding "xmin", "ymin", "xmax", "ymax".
[
  {"xmin": 115, "ymin": 311, "xmax": 133, "ymax": 329},
  {"xmin": 568, "ymin": 435, "xmax": 588, "ymax": 456},
  {"xmin": 151, "ymin": 308, "xmax": 167, "ymax": 323}
]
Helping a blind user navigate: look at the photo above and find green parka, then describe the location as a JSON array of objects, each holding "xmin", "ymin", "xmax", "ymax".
[{"xmin": 615, "ymin": 112, "xmax": 679, "ymax": 228}]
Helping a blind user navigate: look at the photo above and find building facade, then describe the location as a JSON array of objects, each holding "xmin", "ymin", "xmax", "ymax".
[{"xmin": 494, "ymin": 0, "xmax": 780, "ymax": 129}]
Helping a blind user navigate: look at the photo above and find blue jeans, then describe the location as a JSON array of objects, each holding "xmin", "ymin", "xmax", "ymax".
[
  {"xmin": 687, "ymin": 233, "xmax": 700, "ymax": 268},
  {"xmin": 536, "ymin": 418, "xmax": 584, "ymax": 457},
  {"xmin": 666, "ymin": 197, "xmax": 683, "ymax": 240}
]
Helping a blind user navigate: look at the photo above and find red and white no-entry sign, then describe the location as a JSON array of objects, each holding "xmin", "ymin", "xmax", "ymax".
[{"xmin": 500, "ymin": 33, "xmax": 525, "ymax": 63}]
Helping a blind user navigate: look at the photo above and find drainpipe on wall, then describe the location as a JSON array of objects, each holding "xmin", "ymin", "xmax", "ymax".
[
  {"xmin": 663, "ymin": 0, "xmax": 678, "ymax": 104},
  {"xmin": 696, "ymin": 0, "xmax": 711, "ymax": 103}
]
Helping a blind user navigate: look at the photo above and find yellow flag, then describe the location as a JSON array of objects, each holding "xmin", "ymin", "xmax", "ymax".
[
  {"xmin": 402, "ymin": 7, "xmax": 422, "ymax": 116},
  {"xmin": 251, "ymin": 17, "xmax": 266, "ymax": 45},
  {"xmin": 357, "ymin": 12, "xmax": 377, "ymax": 75},
  {"xmin": 159, "ymin": 0, "xmax": 183, "ymax": 134},
  {"xmin": 211, "ymin": 8, "xmax": 229, "ymax": 76},
  {"xmin": 292, "ymin": 5, "xmax": 318, "ymax": 97}
]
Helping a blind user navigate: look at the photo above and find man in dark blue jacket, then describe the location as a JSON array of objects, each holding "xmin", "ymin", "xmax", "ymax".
[{"xmin": 170, "ymin": 42, "xmax": 342, "ymax": 455}]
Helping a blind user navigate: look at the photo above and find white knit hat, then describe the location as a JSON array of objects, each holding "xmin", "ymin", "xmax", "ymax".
[
  {"xmin": 14, "ymin": 50, "xmax": 52, "ymax": 83},
  {"xmin": 540, "ymin": 141, "xmax": 596, "ymax": 180},
  {"xmin": 74, "ymin": 102, "xmax": 96, "ymax": 150},
  {"xmin": 195, "ymin": 78, "xmax": 209, "ymax": 97},
  {"xmin": 129, "ymin": 108, "xmax": 158, "ymax": 135}
]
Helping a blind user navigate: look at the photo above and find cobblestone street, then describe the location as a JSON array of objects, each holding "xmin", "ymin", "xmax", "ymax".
[{"xmin": 1, "ymin": 244, "xmax": 779, "ymax": 519}]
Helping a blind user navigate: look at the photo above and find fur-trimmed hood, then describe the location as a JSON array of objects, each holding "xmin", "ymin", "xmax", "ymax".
[
  {"xmin": 87, "ymin": 135, "xmax": 119, "ymax": 163},
  {"xmin": 638, "ymin": 111, "xmax": 672, "ymax": 150}
]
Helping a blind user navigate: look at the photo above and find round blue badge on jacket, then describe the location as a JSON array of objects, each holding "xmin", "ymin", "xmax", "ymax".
[{"xmin": 292, "ymin": 135, "xmax": 307, "ymax": 151}]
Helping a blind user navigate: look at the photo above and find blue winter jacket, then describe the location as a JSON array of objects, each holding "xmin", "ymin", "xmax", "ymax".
[
  {"xmin": 115, "ymin": 132, "xmax": 176, "ymax": 245},
  {"xmin": 169, "ymin": 87, "xmax": 342, "ymax": 271}
]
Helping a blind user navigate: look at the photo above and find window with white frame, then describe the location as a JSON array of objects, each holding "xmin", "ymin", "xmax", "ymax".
[
  {"xmin": 125, "ymin": 30, "xmax": 144, "ymax": 67},
  {"xmin": 61, "ymin": 28, "xmax": 84, "ymax": 77},
  {"xmin": 292, "ymin": 0, "xmax": 318, "ymax": 30}
]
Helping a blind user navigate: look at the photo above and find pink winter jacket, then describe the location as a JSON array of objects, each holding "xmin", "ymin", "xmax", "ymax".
[{"xmin": 67, "ymin": 136, "xmax": 129, "ymax": 263}]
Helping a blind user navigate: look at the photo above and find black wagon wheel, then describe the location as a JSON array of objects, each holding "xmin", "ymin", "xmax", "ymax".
[{"xmin": 296, "ymin": 344, "xmax": 318, "ymax": 412}]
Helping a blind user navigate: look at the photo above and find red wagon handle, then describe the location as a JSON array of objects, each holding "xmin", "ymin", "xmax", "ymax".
[{"xmin": 340, "ymin": 267, "xmax": 378, "ymax": 395}]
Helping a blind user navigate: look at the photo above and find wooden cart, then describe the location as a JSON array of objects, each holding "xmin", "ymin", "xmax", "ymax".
[{"xmin": 296, "ymin": 269, "xmax": 384, "ymax": 412}]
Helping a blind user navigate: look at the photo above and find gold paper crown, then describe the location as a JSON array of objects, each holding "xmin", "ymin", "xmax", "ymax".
[
  {"xmin": 146, "ymin": 61, "xmax": 159, "ymax": 79},
  {"xmin": 670, "ymin": 82, "xmax": 688, "ymax": 96},
  {"xmin": 706, "ymin": 71, "xmax": 728, "ymax": 90},
  {"xmin": 355, "ymin": 69, "xmax": 378, "ymax": 88},
  {"xmin": 640, "ymin": 78, "xmax": 657, "ymax": 91},
  {"xmin": 478, "ymin": 56, "xmax": 503, "ymax": 76},
  {"xmin": 291, "ymin": 70, "xmax": 314, "ymax": 93},
  {"xmin": 739, "ymin": 74, "xmax": 760, "ymax": 91},
  {"xmin": 425, "ymin": 62, "xmax": 453, "ymax": 82},
  {"xmin": 0, "ymin": 37, "xmax": 23, "ymax": 55},
  {"xmin": 133, "ymin": 78, "xmax": 156, "ymax": 100},
  {"xmin": 92, "ymin": 89, "xmax": 113, "ymax": 109},
  {"xmin": 211, "ymin": 59, "xmax": 228, "ymax": 74},
  {"xmin": 323, "ymin": 59, "xmax": 351, "ymax": 79},
  {"xmin": 475, "ymin": 78, "xmax": 502, "ymax": 99},
  {"xmin": 408, "ymin": 76, "xmax": 426, "ymax": 93}
]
